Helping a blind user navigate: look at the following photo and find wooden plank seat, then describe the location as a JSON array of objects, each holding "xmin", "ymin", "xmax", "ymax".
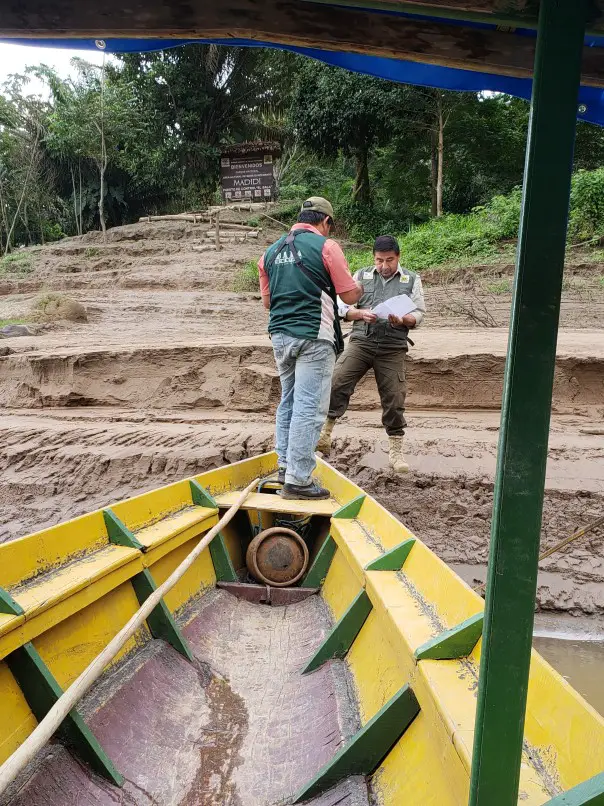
[
  {"xmin": 0, "ymin": 476, "xmax": 223, "ymax": 659},
  {"xmin": 1, "ymin": 545, "xmax": 142, "ymax": 635},
  {"xmin": 330, "ymin": 519, "xmax": 383, "ymax": 584},
  {"xmin": 214, "ymin": 491, "xmax": 339, "ymax": 517},
  {"xmin": 0, "ymin": 509, "xmax": 143, "ymax": 648},
  {"xmin": 133, "ymin": 505, "xmax": 218, "ymax": 564}
]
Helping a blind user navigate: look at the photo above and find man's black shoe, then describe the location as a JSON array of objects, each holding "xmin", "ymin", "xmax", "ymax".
[{"xmin": 281, "ymin": 481, "xmax": 330, "ymax": 500}]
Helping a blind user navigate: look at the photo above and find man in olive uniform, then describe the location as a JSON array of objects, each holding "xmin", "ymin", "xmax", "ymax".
[{"xmin": 316, "ymin": 235, "xmax": 426, "ymax": 473}]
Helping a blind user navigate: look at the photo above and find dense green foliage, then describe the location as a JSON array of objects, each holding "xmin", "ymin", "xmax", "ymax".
[{"xmin": 2, "ymin": 44, "xmax": 604, "ymax": 258}]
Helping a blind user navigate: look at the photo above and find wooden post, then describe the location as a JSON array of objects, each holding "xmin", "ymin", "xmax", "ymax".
[{"xmin": 215, "ymin": 209, "xmax": 222, "ymax": 250}]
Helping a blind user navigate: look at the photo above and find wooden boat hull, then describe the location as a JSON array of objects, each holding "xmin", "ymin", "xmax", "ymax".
[{"xmin": 0, "ymin": 452, "xmax": 602, "ymax": 804}]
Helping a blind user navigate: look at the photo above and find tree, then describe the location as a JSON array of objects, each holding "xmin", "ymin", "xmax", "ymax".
[
  {"xmin": 291, "ymin": 63, "xmax": 410, "ymax": 203},
  {"xmin": 43, "ymin": 60, "xmax": 139, "ymax": 237},
  {"xmin": 114, "ymin": 45, "xmax": 301, "ymax": 211},
  {"xmin": 0, "ymin": 74, "xmax": 63, "ymax": 252}
]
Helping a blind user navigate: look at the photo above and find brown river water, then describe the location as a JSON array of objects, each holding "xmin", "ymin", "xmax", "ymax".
[{"xmin": 533, "ymin": 615, "xmax": 604, "ymax": 716}]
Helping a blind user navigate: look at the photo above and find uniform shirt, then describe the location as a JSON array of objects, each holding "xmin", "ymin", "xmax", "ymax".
[
  {"xmin": 259, "ymin": 223, "xmax": 358, "ymax": 299},
  {"xmin": 337, "ymin": 264, "xmax": 426, "ymax": 326},
  {"xmin": 258, "ymin": 223, "xmax": 357, "ymax": 348}
]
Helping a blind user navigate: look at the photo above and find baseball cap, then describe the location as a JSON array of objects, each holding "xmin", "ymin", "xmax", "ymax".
[{"xmin": 301, "ymin": 197, "xmax": 334, "ymax": 219}]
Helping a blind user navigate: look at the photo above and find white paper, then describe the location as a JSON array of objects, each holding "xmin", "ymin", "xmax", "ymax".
[{"xmin": 372, "ymin": 294, "xmax": 417, "ymax": 320}]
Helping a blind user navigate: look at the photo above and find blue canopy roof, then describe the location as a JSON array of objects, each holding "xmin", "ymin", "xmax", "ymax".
[{"xmin": 5, "ymin": 34, "xmax": 604, "ymax": 126}]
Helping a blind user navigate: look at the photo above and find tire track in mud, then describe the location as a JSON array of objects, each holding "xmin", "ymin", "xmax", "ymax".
[{"xmin": 1, "ymin": 412, "xmax": 602, "ymax": 616}]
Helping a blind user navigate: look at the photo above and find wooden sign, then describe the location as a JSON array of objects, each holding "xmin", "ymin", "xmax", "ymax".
[{"xmin": 220, "ymin": 142, "xmax": 280, "ymax": 202}]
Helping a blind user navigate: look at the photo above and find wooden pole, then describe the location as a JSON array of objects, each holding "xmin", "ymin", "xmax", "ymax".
[
  {"xmin": 0, "ymin": 477, "xmax": 259, "ymax": 795},
  {"xmin": 215, "ymin": 209, "xmax": 222, "ymax": 251}
]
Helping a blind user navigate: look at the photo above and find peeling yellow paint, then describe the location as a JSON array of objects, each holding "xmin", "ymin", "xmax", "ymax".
[
  {"xmin": 0, "ymin": 451, "xmax": 601, "ymax": 806},
  {"xmin": 346, "ymin": 609, "xmax": 404, "ymax": 725},
  {"xmin": 321, "ymin": 547, "xmax": 361, "ymax": 621}
]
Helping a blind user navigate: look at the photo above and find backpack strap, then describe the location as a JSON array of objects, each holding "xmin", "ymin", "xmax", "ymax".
[
  {"xmin": 265, "ymin": 230, "xmax": 344, "ymax": 354},
  {"xmin": 284, "ymin": 233, "xmax": 334, "ymax": 296}
]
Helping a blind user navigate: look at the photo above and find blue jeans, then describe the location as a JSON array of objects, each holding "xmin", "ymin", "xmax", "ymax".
[{"xmin": 271, "ymin": 332, "xmax": 336, "ymax": 486}]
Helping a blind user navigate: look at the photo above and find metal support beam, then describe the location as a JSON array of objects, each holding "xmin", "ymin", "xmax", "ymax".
[{"xmin": 469, "ymin": 2, "xmax": 588, "ymax": 805}]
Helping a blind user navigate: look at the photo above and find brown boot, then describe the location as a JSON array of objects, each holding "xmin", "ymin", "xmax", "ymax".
[
  {"xmin": 316, "ymin": 417, "xmax": 336, "ymax": 456},
  {"xmin": 388, "ymin": 435, "xmax": 409, "ymax": 474}
]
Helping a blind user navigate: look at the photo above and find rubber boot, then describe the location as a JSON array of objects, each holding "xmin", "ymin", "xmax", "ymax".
[
  {"xmin": 316, "ymin": 417, "xmax": 336, "ymax": 456},
  {"xmin": 388, "ymin": 435, "xmax": 409, "ymax": 474}
]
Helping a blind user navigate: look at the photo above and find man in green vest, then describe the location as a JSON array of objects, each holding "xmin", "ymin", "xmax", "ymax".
[
  {"xmin": 317, "ymin": 235, "xmax": 426, "ymax": 473},
  {"xmin": 258, "ymin": 197, "xmax": 362, "ymax": 499}
]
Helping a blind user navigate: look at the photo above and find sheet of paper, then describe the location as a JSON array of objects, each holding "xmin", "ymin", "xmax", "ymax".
[{"xmin": 372, "ymin": 294, "xmax": 417, "ymax": 320}]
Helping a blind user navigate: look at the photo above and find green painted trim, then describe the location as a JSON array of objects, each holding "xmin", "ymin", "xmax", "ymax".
[
  {"xmin": 365, "ymin": 538, "xmax": 415, "ymax": 571},
  {"xmin": 6, "ymin": 642, "xmax": 123, "ymax": 786},
  {"xmin": 303, "ymin": 590, "xmax": 372, "ymax": 673},
  {"xmin": 209, "ymin": 533, "xmax": 239, "ymax": 582},
  {"xmin": 103, "ymin": 508, "xmax": 144, "ymax": 551},
  {"xmin": 332, "ymin": 494, "xmax": 366, "ymax": 519},
  {"xmin": 189, "ymin": 480, "xmax": 237, "ymax": 581},
  {"xmin": 293, "ymin": 683, "xmax": 420, "ymax": 802},
  {"xmin": 302, "ymin": 534, "xmax": 337, "ymax": 588},
  {"xmin": 415, "ymin": 612, "xmax": 483, "ymax": 661},
  {"xmin": 469, "ymin": 3, "xmax": 589, "ymax": 806},
  {"xmin": 189, "ymin": 478, "xmax": 217, "ymax": 508},
  {"xmin": 543, "ymin": 773, "xmax": 604, "ymax": 805},
  {"xmin": 131, "ymin": 569, "xmax": 194, "ymax": 662},
  {"xmin": 0, "ymin": 586, "xmax": 24, "ymax": 616}
]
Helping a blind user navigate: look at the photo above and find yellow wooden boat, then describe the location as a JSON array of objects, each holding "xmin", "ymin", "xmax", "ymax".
[{"xmin": 0, "ymin": 452, "xmax": 602, "ymax": 805}]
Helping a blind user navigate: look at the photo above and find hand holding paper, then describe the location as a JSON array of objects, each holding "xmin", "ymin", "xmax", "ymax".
[{"xmin": 371, "ymin": 294, "xmax": 417, "ymax": 320}]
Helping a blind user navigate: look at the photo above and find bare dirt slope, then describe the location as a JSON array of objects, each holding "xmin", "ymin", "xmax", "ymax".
[{"xmin": 1, "ymin": 213, "xmax": 603, "ymax": 616}]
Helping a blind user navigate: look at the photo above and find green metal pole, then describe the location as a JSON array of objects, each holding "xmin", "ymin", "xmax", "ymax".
[{"xmin": 469, "ymin": 2, "xmax": 588, "ymax": 805}]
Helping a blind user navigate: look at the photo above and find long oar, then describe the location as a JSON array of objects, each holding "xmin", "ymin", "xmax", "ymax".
[{"xmin": 0, "ymin": 477, "xmax": 259, "ymax": 795}]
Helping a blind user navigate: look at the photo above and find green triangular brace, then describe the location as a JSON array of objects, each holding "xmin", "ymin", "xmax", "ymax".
[
  {"xmin": 303, "ymin": 590, "xmax": 372, "ymax": 674},
  {"xmin": 189, "ymin": 480, "xmax": 237, "ymax": 582},
  {"xmin": 6, "ymin": 642, "xmax": 123, "ymax": 786},
  {"xmin": 189, "ymin": 478, "xmax": 217, "ymax": 508},
  {"xmin": 303, "ymin": 535, "xmax": 337, "ymax": 588},
  {"xmin": 103, "ymin": 509, "xmax": 144, "ymax": 551},
  {"xmin": 542, "ymin": 772, "xmax": 604, "ymax": 805},
  {"xmin": 332, "ymin": 494, "xmax": 366, "ymax": 519},
  {"xmin": 415, "ymin": 612, "xmax": 484, "ymax": 661},
  {"xmin": 365, "ymin": 538, "xmax": 415, "ymax": 571},
  {"xmin": 131, "ymin": 569, "xmax": 194, "ymax": 662},
  {"xmin": 0, "ymin": 586, "xmax": 24, "ymax": 616},
  {"xmin": 293, "ymin": 684, "xmax": 420, "ymax": 802}
]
